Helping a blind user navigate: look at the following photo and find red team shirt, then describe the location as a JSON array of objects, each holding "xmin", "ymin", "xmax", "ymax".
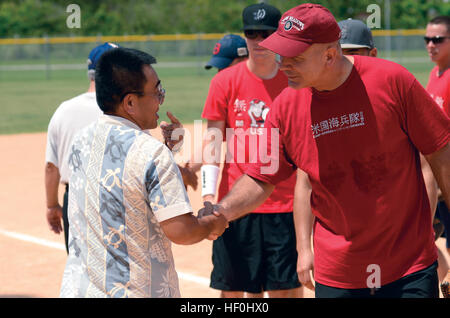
[
  {"xmin": 426, "ymin": 65, "xmax": 450, "ymax": 117},
  {"xmin": 247, "ymin": 55, "xmax": 450, "ymax": 288},
  {"xmin": 202, "ymin": 61, "xmax": 295, "ymax": 213}
]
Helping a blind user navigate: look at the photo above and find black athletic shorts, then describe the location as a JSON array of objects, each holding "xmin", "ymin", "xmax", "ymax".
[
  {"xmin": 315, "ymin": 261, "xmax": 439, "ymax": 298},
  {"xmin": 210, "ymin": 212, "xmax": 301, "ymax": 293}
]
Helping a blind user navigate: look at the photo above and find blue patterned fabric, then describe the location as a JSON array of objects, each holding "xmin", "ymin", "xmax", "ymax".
[{"xmin": 60, "ymin": 115, "xmax": 192, "ymax": 298}]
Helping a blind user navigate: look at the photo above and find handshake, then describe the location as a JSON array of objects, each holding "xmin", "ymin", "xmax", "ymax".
[{"xmin": 197, "ymin": 201, "xmax": 229, "ymax": 240}]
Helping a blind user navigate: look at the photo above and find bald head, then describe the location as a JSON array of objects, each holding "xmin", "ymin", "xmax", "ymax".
[{"xmin": 279, "ymin": 40, "xmax": 352, "ymax": 91}]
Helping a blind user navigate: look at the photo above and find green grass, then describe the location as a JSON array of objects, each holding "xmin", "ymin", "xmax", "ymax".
[
  {"xmin": 0, "ymin": 52, "xmax": 436, "ymax": 135},
  {"xmin": 0, "ymin": 66, "xmax": 214, "ymax": 134},
  {"xmin": 376, "ymin": 50, "xmax": 434, "ymax": 86}
]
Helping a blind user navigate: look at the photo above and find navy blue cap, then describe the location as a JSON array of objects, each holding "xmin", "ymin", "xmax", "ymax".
[
  {"xmin": 205, "ymin": 34, "xmax": 248, "ymax": 70},
  {"xmin": 87, "ymin": 42, "xmax": 120, "ymax": 70}
]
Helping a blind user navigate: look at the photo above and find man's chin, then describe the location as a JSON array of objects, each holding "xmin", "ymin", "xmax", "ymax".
[
  {"xmin": 428, "ymin": 52, "xmax": 439, "ymax": 62},
  {"xmin": 288, "ymin": 80, "xmax": 304, "ymax": 90}
]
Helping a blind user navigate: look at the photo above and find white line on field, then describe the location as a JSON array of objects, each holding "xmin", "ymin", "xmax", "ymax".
[
  {"xmin": 0, "ymin": 228, "xmax": 66, "ymax": 250},
  {"xmin": 0, "ymin": 228, "xmax": 210, "ymax": 287}
]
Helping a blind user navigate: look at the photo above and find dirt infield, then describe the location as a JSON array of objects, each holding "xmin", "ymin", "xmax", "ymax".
[{"xmin": 0, "ymin": 127, "xmax": 447, "ymax": 298}]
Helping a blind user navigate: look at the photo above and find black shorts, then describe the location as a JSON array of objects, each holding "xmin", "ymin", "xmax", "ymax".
[
  {"xmin": 210, "ymin": 212, "xmax": 301, "ymax": 293},
  {"xmin": 315, "ymin": 261, "xmax": 439, "ymax": 298}
]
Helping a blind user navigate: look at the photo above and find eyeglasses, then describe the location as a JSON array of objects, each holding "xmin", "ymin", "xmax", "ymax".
[
  {"xmin": 244, "ymin": 29, "xmax": 275, "ymax": 40},
  {"xmin": 120, "ymin": 83, "xmax": 166, "ymax": 105},
  {"xmin": 424, "ymin": 36, "xmax": 450, "ymax": 45}
]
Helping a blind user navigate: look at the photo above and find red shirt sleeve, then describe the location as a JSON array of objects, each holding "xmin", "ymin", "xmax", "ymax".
[{"xmin": 403, "ymin": 79, "xmax": 450, "ymax": 155}]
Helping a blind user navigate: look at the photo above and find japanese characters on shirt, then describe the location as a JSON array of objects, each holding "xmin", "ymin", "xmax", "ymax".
[{"xmin": 311, "ymin": 111, "xmax": 365, "ymax": 138}]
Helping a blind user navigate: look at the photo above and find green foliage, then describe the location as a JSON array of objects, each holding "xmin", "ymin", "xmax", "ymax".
[{"xmin": 0, "ymin": 0, "xmax": 449, "ymax": 38}]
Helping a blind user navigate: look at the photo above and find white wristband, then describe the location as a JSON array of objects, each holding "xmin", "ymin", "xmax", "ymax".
[{"xmin": 201, "ymin": 164, "xmax": 220, "ymax": 197}]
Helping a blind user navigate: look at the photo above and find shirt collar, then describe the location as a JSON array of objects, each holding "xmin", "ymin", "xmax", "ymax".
[{"xmin": 98, "ymin": 114, "xmax": 153, "ymax": 136}]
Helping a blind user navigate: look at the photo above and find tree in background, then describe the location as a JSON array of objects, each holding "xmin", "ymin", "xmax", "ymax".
[{"xmin": 0, "ymin": 0, "xmax": 448, "ymax": 37}]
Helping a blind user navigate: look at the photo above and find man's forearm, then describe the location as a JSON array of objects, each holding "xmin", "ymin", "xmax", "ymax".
[
  {"xmin": 420, "ymin": 154, "xmax": 438, "ymax": 216},
  {"xmin": 160, "ymin": 212, "xmax": 227, "ymax": 245},
  {"xmin": 425, "ymin": 142, "xmax": 450, "ymax": 208},
  {"xmin": 45, "ymin": 162, "xmax": 61, "ymax": 207},
  {"xmin": 201, "ymin": 119, "xmax": 225, "ymax": 200},
  {"xmin": 293, "ymin": 169, "xmax": 314, "ymax": 252},
  {"xmin": 218, "ymin": 174, "xmax": 274, "ymax": 222}
]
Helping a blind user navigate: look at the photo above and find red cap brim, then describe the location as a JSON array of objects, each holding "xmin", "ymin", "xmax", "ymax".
[{"xmin": 259, "ymin": 32, "xmax": 312, "ymax": 57}]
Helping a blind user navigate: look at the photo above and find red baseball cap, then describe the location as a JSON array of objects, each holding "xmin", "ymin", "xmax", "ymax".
[{"xmin": 259, "ymin": 3, "xmax": 341, "ymax": 57}]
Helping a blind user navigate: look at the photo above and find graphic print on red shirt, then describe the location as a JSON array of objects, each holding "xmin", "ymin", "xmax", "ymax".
[{"xmin": 426, "ymin": 65, "xmax": 450, "ymax": 117}]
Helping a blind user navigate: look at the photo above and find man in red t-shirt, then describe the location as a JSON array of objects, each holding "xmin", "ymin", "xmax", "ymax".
[
  {"xmin": 200, "ymin": 3, "xmax": 301, "ymax": 298},
  {"xmin": 425, "ymin": 15, "xmax": 450, "ymax": 295},
  {"xmin": 203, "ymin": 4, "xmax": 450, "ymax": 298},
  {"xmin": 425, "ymin": 16, "xmax": 450, "ymax": 118}
]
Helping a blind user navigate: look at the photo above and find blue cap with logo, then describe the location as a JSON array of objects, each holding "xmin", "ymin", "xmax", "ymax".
[
  {"xmin": 205, "ymin": 34, "xmax": 248, "ymax": 70},
  {"xmin": 87, "ymin": 42, "xmax": 120, "ymax": 70}
]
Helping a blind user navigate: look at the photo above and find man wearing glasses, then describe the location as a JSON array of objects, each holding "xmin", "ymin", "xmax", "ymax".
[
  {"xmin": 425, "ymin": 15, "xmax": 450, "ymax": 298},
  {"xmin": 425, "ymin": 15, "xmax": 450, "ymax": 118},
  {"xmin": 59, "ymin": 47, "xmax": 228, "ymax": 298},
  {"xmin": 200, "ymin": 3, "xmax": 301, "ymax": 298}
]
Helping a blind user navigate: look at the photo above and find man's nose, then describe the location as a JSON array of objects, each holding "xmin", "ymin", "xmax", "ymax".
[{"xmin": 279, "ymin": 57, "xmax": 290, "ymax": 70}]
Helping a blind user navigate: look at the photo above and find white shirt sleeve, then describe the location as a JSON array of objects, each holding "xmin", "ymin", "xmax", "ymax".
[{"xmin": 45, "ymin": 109, "xmax": 60, "ymax": 168}]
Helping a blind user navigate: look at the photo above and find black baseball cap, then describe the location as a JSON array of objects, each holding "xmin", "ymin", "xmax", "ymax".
[
  {"xmin": 338, "ymin": 19, "xmax": 374, "ymax": 49},
  {"xmin": 205, "ymin": 34, "xmax": 248, "ymax": 70},
  {"xmin": 242, "ymin": 3, "xmax": 281, "ymax": 30}
]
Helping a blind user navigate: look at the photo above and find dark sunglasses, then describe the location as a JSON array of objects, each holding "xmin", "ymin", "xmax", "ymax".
[
  {"xmin": 244, "ymin": 29, "xmax": 275, "ymax": 40},
  {"xmin": 424, "ymin": 36, "xmax": 450, "ymax": 44}
]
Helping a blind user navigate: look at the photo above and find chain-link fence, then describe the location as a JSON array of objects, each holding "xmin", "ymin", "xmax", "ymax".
[
  {"xmin": 0, "ymin": 34, "xmax": 223, "ymax": 80},
  {"xmin": 0, "ymin": 31, "xmax": 434, "ymax": 82}
]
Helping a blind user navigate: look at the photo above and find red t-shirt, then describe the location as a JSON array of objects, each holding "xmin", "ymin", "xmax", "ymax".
[
  {"xmin": 426, "ymin": 65, "xmax": 450, "ymax": 117},
  {"xmin": 247, "ymin": 55, "xmax": 450, "ymax": 288},
  {"xmin": 202, "ymin": 61, "xmax": 295, "ymax": 213}
]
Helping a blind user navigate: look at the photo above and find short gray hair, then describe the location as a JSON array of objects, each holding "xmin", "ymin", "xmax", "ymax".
[{"xmin": 88, "ymin": 69, "xmax": 95, "ymax": 81}]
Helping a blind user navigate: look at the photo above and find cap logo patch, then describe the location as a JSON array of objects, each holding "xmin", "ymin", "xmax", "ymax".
[
  {"xmin": 281, "ymin": 16, "xmax": 305, "ymax": 31},
  {"xmin": 213, "ymin": 43, "xmax": 221, "ymax": 55},
  {"xmin": 253, "ymin": 9, "xmax": 266, "ymax": 21},
  {"xmin": 340, "ymin": 26, "xmax": 348, "ymax": 39},
  {"xmin": 237, "ymin": 47, "xmax": 248, "ymax": 57},
  {"xmin": 107, "ymin": 42, "xmax": 119, "ymax": 48}
]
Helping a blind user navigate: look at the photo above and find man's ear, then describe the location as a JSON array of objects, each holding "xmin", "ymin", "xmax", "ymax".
[
  {"xmin": 324, "ymin": 45, "xmax": 338, "ymax": 66},
  {"xmin": 122, "ymin": 93, "xmax": 136, "ymax": 115},
  {"xmin": 369, "ymin": 47, "xmax": 378, "ymax": 57}
]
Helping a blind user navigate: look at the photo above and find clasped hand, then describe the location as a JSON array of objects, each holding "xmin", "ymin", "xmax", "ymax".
[{"xmin": 197, "ymin": 201, "xmax": 228, "ymax": 240}]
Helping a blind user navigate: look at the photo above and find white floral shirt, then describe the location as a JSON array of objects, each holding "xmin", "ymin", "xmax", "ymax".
[{"xmin": 60, "ymin": 115, "xmax": 192, "ymax": 298}]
